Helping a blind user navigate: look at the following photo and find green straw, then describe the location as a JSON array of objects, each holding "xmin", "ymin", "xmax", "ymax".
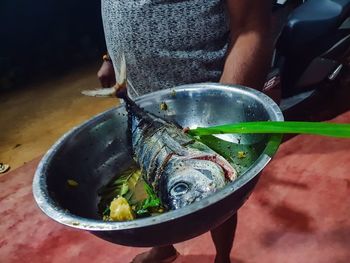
[{"xmin": 188, "ymin": 121, "xmax": 350, "ymax": 138}]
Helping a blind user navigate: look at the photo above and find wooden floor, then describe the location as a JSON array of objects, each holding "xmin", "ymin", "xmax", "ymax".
[
  {"xmin": 1, "ymin": 63, "xmax": 349, "ymax": 172},
  {"xmin": 0, "ymin": 64, "xmax": 117, "ymax": 172}
]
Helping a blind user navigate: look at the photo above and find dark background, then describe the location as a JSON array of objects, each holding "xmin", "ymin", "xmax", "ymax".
[{"xmin": 0, "ymin": 0, "xmax": 106, "ymax": 90}]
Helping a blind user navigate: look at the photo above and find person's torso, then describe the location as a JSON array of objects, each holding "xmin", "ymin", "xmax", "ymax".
[{"xmin": 102, "ymin": 0, "xmax": 230, "ymax": 96}]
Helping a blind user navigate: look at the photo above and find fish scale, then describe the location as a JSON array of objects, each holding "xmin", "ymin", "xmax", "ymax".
[{"xmin": 124, "ymin": 95, "xmax": 237, "ymax": 210}]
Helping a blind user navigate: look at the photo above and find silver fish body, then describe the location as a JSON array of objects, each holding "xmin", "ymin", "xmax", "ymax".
[{"xmin": 127, "ymin": 100, "xmax": 237, "ymax": 210}]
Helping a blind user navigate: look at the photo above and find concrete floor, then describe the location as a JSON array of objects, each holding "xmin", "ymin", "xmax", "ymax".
[{"xmin": 0, "ymin": 64, "xmax": 117, "ymax": 172}]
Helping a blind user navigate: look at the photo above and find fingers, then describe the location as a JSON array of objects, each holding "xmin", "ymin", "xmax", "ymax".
[
  {"xmin": 96, "ymin": 60, "xmax": 127, "ymax": 98},
  {"xmin": 97, "ymin": 61, "xmax": 116, "ymax": 88},
  {"xmin": 98, "ymin": 71, "xmax": 115, "ymax": 88},
  {"xmin": 101, "ymin": 76, "xmax": 116, "ymax": 88},
  {"xmin": 115, "ymin": 83, "xmax": 127, "ymax": 98},
  {"xmin": 99, "ymin": 75, "xmax": 109, "ymax": 88}
]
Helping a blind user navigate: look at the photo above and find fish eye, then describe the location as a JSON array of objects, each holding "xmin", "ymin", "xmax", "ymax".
[{"xmin": 170, "ymin": 182, "xmax": 190, "ymax": 196}]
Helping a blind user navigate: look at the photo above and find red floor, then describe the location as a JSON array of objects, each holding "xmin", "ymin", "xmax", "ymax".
[{"xmin": 1, "ymin": 111, "xmax": 350, "ymax": 263}]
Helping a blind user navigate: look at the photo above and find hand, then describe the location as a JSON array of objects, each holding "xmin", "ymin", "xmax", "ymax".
[
  {"xmin": 97, "ymin": 61, "xmax": 116, "ymax": 88},
  {"xmin": 115, "ymin": 83, "xmax": 127, "ymax": 98}
]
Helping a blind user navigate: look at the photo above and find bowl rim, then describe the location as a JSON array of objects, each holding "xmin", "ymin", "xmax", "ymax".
[{"xmin": 32, "ymin": 83, "xmax": 284, "ymax": 231}]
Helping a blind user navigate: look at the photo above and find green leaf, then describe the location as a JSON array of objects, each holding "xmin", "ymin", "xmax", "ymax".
[
  {"xmin": 131, "ymin": 181, "xmax": 163, "ymax": 215},
  {"xmin": 136, "ymin": 209, "xmax": 150, "ymax": 217},
  {"xmin": 120, "ymin": 183, "xmax": 129, "ymax": 196},
  {"xmin": 148, "ymin": 198, "xmax": 161, "ymax": 207},
  {"xmin": 143, "ymin": 182, "xmax": 157, "ymax": 199},
  {"xmin": 103, "ymin": 207, "xmax": 110, "ymax": 216},
  {"xmin": 97, "ymin": 165, "xmax": 141, "ymax": 215},
  {"xmin": 189, "ymin": 121, "xmax": 350, "ymax": 138}
]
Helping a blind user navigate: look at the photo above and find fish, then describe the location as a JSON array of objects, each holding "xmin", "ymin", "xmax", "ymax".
[
  {"xmin": 81, "ymin": 53, "xmax": 237, "ymax": 210},
  {"xmin": 123, "ymin": 95, "xmax": 237, "ymax": 210}
]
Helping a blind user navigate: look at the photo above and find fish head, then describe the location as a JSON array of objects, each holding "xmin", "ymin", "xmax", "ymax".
[{"xmin": 160, "ymin": 157, "xmax": 227, "ymax": 210}]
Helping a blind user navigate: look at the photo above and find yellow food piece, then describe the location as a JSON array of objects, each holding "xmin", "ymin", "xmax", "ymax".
[
  {"xmin": 109, "ymin": 197, "xmax": 134, "ymax": 221},
  {"xmin": 160, "ymin": 102, "xmax": 168, "ymax": 111},
  {"xmin": 67, "ymin": 179, "xmax": 79, "ymax": 187},
  {"xmin": 237, "ymin": 151, "xmax": 247, "ymax": 159}
]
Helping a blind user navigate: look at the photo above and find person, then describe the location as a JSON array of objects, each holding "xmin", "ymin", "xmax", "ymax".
[{"xmin": 97, "ymin": 1, "xmax": 273, "ymax": 262}]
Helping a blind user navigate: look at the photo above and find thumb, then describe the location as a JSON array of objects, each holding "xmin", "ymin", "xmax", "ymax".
[{"xmin": 115, "ymin": 82, "xmax": 127, "ymax": 98}]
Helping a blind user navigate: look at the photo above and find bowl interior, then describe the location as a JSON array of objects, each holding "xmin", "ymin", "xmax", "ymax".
[{"xmin": 36, "ymin": 84, "xmax": 283, "ymax": 225}]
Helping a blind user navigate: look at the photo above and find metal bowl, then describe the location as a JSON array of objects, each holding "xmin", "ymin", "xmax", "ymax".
[{"xmin": 33, "ymin": 83, "xmax": 283, "ymax": 247}]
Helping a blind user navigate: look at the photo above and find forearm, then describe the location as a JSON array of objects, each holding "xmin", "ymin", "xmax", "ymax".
[
  {"xmin": 221, "ymin": 0, "xmax": 273, "ymax": 90},
  {"xmin": 220, "ymin": 31, "xmax": 272, "ymax": 90}
]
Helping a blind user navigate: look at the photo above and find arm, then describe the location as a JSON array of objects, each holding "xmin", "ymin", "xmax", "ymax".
[{"xmin": 220, "ymin": 0, "xmax": 273, "ymax": 90}]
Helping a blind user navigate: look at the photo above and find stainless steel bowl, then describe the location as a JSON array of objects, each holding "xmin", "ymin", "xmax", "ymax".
[{"xmin": 33, "ymin": 83, "xmax": 283, "ymax": 247}]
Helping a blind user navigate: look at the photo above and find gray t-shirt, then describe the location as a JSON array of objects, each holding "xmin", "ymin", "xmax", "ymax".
[{"xmin": 102, "ymin": 0, "xmax": 229, "ymax": 96}]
